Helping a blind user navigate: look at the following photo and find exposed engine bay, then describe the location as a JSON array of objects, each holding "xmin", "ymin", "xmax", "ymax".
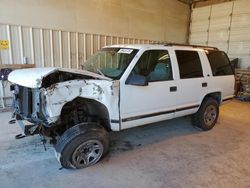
[{"xmin": 41, "ymin": 71, "xmax": 93, "ymax": 88}]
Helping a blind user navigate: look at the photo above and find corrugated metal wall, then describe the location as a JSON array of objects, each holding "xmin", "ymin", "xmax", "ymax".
[
  {"xmin": 189, "ymin": 0, "xmax": 250, "ymax": 69},
  {"xmin": 0, "ymin": 23, "xmax": 156, "ymax": 67},
  {"xmin": 0, "ymin": 23, "xmax": 158, "ymax": 108}
]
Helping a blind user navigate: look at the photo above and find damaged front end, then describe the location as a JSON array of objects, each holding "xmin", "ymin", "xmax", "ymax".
[
  {"xmin": 10, "ymin": 84, "xmax": 50, "ymax": 137},
  {"xmin": 8, "ymin": 67, "xmax": 117, "ymax": 142}
]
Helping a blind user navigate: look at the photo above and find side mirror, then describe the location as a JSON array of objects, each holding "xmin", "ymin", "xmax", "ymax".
[{"xmin": 125, "ymin": 74, "xmax": 148, "ymax": 86}]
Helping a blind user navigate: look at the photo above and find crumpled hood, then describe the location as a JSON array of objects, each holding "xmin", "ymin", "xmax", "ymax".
[{"xmin": 8, "ymin": 67, "xmax": 111, "ymax": 88}]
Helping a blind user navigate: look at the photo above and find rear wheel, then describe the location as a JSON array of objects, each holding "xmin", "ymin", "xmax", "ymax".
[
  {"xmin": 55, "ymin": 123, "xmax": 109, "ymax": 169},
  {"xmin": 192, "ymin": 97, "xmax": 219, "ymax": 131}
]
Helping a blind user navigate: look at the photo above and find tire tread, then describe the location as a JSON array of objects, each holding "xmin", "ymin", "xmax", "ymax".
[
  {"xmin": 192, "ymin": 97, "xmax": 219, "ymax": 131},
  {"xmin": 55, "ymin": 123, "xmax": 109, "ymax": 169}
]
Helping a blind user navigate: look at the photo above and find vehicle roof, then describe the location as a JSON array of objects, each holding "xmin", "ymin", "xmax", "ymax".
[{"xmin": 105, "ymin": 43, "xmax": 218, "ymax": 51}]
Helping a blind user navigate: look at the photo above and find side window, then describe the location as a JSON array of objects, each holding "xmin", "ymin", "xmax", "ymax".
[
  {"xmin": 205, "ymin": 50, "xmax": 234, "ymax": 76},
  {"xmin": 132, "ymin": 50, "xmax": 173, "ymax": 82},
  {"xmin": 175, "ymin": 50, "xmax": 203, "ymax": 79}
]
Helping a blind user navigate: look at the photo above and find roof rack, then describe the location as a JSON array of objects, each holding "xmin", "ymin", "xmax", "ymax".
[{"xmin": 150, "ymin": 42, "xmax": 218, "ymax": 50}]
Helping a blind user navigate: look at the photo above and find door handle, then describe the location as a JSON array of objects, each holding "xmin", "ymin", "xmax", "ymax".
[
  {"xmin": 170, "ymin": 86, "xmax": 177, "ymax": 92},
  {"xmin": 202, "ymin": 82, "xmax": 207, "ymax": 87}
]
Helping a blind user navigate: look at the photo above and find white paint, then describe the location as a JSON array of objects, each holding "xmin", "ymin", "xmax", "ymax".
[
  {"xmin": 9, "ymin": 44, "xmax": 234, "ymax": 132},
  {"xmin": 8, "ymin": 67, "xmax": 111, "ymax": 88},
  {"xmin": 119, "ymin": 44, "xmax": 234, "ymax": 130},
  {"xmin": 43, "ymin": 79, "xmax": 119, "ymax": 129}
]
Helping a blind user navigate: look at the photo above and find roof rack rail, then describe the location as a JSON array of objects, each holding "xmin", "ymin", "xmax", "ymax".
[{"xmin": 150, "ymin": 42, "xmax": 218, "ymax": 50}]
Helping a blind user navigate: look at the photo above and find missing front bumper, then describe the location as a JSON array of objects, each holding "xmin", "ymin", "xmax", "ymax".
[{"xmin": 16, "ymin": 120, "xmax": 40, "ymax": 136}]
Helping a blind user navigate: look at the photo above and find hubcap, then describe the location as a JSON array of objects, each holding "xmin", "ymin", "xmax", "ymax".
[
  {"xmin": 72, "ymin": 140, "xmax": 104, "ymax": 168},
  {"xmin": 204, "ymin": 105, "xmax": 217, "ymax": 126}
]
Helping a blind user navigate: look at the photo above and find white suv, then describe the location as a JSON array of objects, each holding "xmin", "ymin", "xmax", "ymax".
[{"xmin": 8, "ymin": 43, "xmax": 235, "ymax": 169}]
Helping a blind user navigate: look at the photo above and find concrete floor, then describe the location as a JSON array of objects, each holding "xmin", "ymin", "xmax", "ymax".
[{"xmin": 0, "ymin": 100, "xmax": 250, "ymax": 188}]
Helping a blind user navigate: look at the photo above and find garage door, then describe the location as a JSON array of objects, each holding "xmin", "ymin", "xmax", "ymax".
[{"xmin": 190, "ymin": 0, "xmax": 250, "ymax": 69}]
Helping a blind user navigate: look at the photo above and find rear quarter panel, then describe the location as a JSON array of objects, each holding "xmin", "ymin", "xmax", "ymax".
[{"xmin": 207, "ymin": 75, "xmax": 235, "ymax": 101}]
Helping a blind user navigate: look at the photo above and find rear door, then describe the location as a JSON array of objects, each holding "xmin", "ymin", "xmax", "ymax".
[
  {"xmin": 205, "ymin": 50, "xmax": 235, "ymax": 100},
  {"xmin": 174, "ymin": 49, "xmax": 208, "ymax": 117}
]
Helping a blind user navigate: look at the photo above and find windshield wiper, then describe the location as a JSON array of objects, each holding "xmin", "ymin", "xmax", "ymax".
[
  {"xmin": 96, "ymin": 68, "xmax": 105, "ymax": 77},
  {"xmin": 81, "ymin": 64, "xmax": 106, "ymax": 77}
]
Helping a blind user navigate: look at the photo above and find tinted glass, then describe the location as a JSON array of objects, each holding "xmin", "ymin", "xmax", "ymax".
[
  {"xmin": 206, "ymin": 50, "xmax": 234, "ymax": 76},
  {"xmin": 175, "ymin": 50, "xmax": 203, "ymax": 79},
  {"xmin": 132, "ymin": 50, "xmax": 173, "ymax": 82}
]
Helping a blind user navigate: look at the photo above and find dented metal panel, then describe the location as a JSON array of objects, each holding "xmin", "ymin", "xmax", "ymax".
[
  {"xmin": 8, "ymin": 67, "xmax": 111, "ymax": 88},
  {"xmin": 43, "ymin": 79, "xmax": 119, "ymax": 126},
  {"xmin": 8, "ymin": 66, "xmax": 120, "ymax": 129}
]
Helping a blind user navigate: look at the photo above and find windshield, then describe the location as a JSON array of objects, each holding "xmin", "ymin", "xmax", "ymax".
[{"xmin": 82, "ymin": 48, "xmax": 138, "ymax": 79}]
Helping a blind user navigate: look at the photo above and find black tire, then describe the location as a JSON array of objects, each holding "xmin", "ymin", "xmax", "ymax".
[
  {"xmin": 55, "ymin": 122, "xmax": 109, "ymax": 169},
  {"xmin": 192, "ymin": 97, "xmax": 219, "ymax": 131}
]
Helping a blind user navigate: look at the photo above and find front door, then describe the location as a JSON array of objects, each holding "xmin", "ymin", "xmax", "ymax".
[{"xmin": 120, "ymin": 49, "xmax": 177, "ymax": 130}]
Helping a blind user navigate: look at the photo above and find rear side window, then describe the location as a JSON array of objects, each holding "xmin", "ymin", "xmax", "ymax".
[
  {"xmin": 206, "ymin": 50, "xmax": 234, "ymax": 76},
  {"xmin": 175, "ymin": 50, "xmax": 203, "ymax": 79}
]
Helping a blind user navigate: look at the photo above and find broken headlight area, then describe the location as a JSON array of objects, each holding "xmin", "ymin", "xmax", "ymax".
[{"xmin": 11, "ymin": 84, "xmax": 50, "ymax": 134}]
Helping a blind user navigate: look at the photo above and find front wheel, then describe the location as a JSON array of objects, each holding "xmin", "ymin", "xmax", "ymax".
[
  {"xmin": 55, "ymin": 123, "xmax": 109, "ymax": 169},
  {"xmin": 192, "ymin": 97, "xmax": 219, "ymax": 131}
]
